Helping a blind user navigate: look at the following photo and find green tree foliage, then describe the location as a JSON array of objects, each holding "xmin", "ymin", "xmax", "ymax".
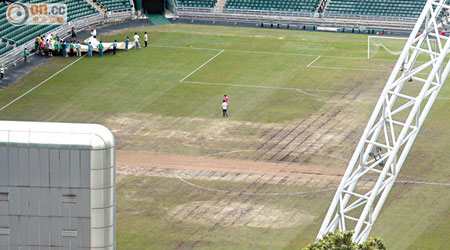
[{"xmin": 303, "ymin": 231, "xmax": 387, "ymax": 250}]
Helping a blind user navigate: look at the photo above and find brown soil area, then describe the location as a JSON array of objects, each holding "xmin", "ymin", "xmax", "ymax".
[{"xmin": 116, "ymin": 150, "xmax": 344, "ymax": 180}]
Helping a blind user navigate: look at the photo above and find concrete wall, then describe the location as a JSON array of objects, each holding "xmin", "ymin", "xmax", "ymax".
[
  {"xmin": 0, "ymin": 121, "xmax": 115, "ymax": 250},
  {"xmin": 91, "ymin": 148, "xmax": 115, "ymax": 249}
]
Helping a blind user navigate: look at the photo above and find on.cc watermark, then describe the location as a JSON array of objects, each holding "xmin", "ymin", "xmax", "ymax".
[{"xmin": 6, "ymin": 2, "xmax": 67, "ymax": 26}]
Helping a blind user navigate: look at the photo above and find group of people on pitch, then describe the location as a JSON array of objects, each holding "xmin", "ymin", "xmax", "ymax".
[
  {"xmin": 31, "ymin": 27, "xmax": 80, "ymax": 59},
  {"xmin": 86, "ymin": 31, "xmax": 149, "ymax": 57},
  {"xmin": 30, "ymin": 28, "xmax": 150, "ymax": 59},
  {"xmin": 124, "ymin": 32, "xmax": 149, "ymax": 51}
]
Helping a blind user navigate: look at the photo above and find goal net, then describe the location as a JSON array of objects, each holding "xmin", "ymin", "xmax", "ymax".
[{"xmin": 368, "ymin": 36, "xmax": 407, "ymax": 59}]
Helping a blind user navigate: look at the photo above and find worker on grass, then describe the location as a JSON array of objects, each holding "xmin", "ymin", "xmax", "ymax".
[
  {"xmin": 24, "ymin": 48, "xmax": 28, "ymax": 62},
  {"xmin": 222, "ymin": 100, "xmax": 228, "ymax": 118},
  {"xmin": 134, "ymin": 32, "xmax": 140, "ymax": 49},
  {"xmin": 76, "ymin": 41, "xmax": 81, "ymax": 57},
  {"xmin": 144, "ymin": 32, "xmax": 148, "ymax": 47},
  {"xmin": 88, "ymin": 42, "xmax": 93, "ymax": 57},
  {"xmin": 99, "ymin": 41, "xmax": 104, "ymax": 57},
  {"xmin": 0, "ymin": 65, "xmax": 4, "ymax": 81}
]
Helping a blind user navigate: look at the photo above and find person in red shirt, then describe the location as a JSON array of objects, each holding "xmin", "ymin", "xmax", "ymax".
[
  {"xmin": 224, "ymin": 94, "xmax": 229, "ymax": 103},
  {"xmin": 40, "ymin": 40, "xmax": 45, "ymax": 55}
]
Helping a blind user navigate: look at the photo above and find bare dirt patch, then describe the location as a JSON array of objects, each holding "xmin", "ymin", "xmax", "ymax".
[
  {"xmin": 116, "ymin": 150, "xmax": 344, "ymax": 181},
  {"xmin": 168, "ymin": 201, "xmax": 315, "ymax": 229},
  {"xmin": 115, "ymin": 150, "xmax": 391, "ymax": 194}
]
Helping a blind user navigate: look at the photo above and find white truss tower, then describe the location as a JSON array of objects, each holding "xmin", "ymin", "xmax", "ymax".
[{"xmin": 317, "ymin": 0, "xmax": 450, "ymax": 244}]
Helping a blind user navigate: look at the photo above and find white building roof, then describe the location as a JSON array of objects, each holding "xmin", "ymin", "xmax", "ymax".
[{"xmin": 0, "ymin": 121, "xmax": 114, "ymax": 149}]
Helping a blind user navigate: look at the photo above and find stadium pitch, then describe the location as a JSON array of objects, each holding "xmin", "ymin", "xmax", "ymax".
[{"xmin": 0, "ymin": 24, "xmax": 449, "ymax": 249}]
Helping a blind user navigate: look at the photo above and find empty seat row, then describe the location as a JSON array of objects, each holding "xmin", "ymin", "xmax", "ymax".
[
  {"xmin": 94, "ymin": 0, "xmax": 132, "ymax": 11},
  {"xmin": 224, "ymin": 0, "xmax": 319, "ymax": 12},
  {"xmin": 325, "ymin": 0, "xmax": 426, "ymax": 18},
  {"xmin": 177, "ymin": 0, "xmax": 217, "ymax": 8},
  {"xmin": 176, "ymin": 0, "xmax": 426, "ymax": 17},
  {"xmin": 0, "ymin": 42, "xmax": 13, "ymax": 55}
]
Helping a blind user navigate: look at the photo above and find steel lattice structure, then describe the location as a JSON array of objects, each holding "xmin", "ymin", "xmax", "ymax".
[{"xmin": 317, "ymin": 0, "xmax": 450, "ymax": 244}]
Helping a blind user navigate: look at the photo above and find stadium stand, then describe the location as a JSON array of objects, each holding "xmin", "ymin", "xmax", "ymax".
[
  {"xmin": 325, "ymin": 0, "xmax": 427, "ymax": 18},
  {"xmin": 177, "ymin": 0, "xmax": 217, "ymax": 8},
  {"xmin": 175, "ymin": 0, "xmax": 422, "ymax": 34},
  {"xmin": 94, "ymin": 0, "xmax": 133, "ymax": 11},
  {"xmin": 224, "ymin": 0, "xmax": 319, "ymax": 12},
  {"xmin": 0, "ymin": 0, "xmax": 97, "ymax": 55},
  {"xmin": 0, "ymin": 42, "xmax": 13, "ymax": 56}
]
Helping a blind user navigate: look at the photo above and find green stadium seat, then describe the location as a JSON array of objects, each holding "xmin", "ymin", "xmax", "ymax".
[
  {"xmin": 177, "ymin": 0, "xmax": 218, "ymax": 8},
  {"xmin": 222, "ymin": 0, "xmax": 319, "ymax": 12},
  {"xmin": 0, "ymin": 0, "xmax": 99, "ymax": 55},
  {"xmin": 94, "ymin": 0, "xmax": 133, "ymax": 11},
  {"xmin": 325, "ymin": 0, "xmax": 426, "ymax": 18}
]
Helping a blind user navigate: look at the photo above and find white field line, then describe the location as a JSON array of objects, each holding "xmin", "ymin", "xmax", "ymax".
[
  {"xmin": 307, "ymin": 56, "xmax": 321, "ymax": 67},
  {"xmin": 151, "ymin": 43, "xmax": 325, "ymax": 52},
  {"xmin": 177, "ymin": 171, "xmax": 450, "ymax": 196},
  {"xmin": 206, "ymin": 150, "xmax": 350, "ymax": 162},
  {"xmin": 150, "ymin": 44, "xmax": 395, "ymax": 61},
  {"xmin": 226, "ymin": 48, "xmax": 318, "ymax": 58},
  {"xmin": 179, "ymin": 50, "xmax": 224, "ymax": 83},
  {"xmin": 0, "ymin": 55, "xmax": 86, "ymax": 113},
  {"xmin": 152, "ymin": 44, "xmax": 221, "ymax": 51},
  {"xmin": 176, "ymin": 174, "xmax": 336, "ymax": 196},
  {"xmin": 155, "ymin": 44, "xmax": 399, "ymax": 73},
  {"xmin": 182, "ymin": 80, "xmax": 347, "ymax": 99},
  {"xmin": 394, "ymin": 180, "xmax": 450, "ymax": 186},
  {"xmin": 177, "ymin": 171, "xmax": 450, "ymax": 195},
  {"xmin": 202, "ymin": 149, "xmax": 450, "ymax": 187},
  {"xmin": 309, "ymin": 65, "xmax": 389, "ymax": 72}
]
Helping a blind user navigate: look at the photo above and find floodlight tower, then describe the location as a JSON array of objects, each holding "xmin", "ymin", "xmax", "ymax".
[{"xmin": 317, "ymin": 0, "xmax": 450, "ymax": 244}]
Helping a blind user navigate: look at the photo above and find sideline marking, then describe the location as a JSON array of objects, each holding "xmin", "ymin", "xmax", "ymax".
[
  {"xmin": 395, "ymin": 180, "xmax": 450, "ymax": 186},
  {"xmin": 174, "ymin": 150, "xmax": 450, "ymax": 195},
  {"xmin": 150, "ymin": 44, "xmax": 395, "ymax": 61},
  {"xmin": 159, "ymin": 44, "xmax": 395, "ymax": 75},
  {"xmin": 0, "ymin": 55, "xmax": 86, "ymax": 112},
  {"xmin": 206, "ymin": 150, "xmax": 450, "ymax": 187},
  {"xmin": 182, "ymin": 80, "xmax": 334, "ymax": 98},
  {"xmin": 176, "ymin": 175, "xmax": 336, "ymax": 196},
  {"xmin": 179, "ymin": 50, "xmax": 224, "ymax": 83},
  {"xmin": 307, "ymin": 56, "xmax": 321, "ymax": 67},
  {"xmin": 309, "ymin": 65, "xmax": 389, "ymax": 72}
]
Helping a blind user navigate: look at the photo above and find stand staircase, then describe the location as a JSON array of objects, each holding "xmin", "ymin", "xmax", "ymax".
[
  {"xmin": 84, "ymin": 0, "xmax": 106, "ymax": 13},
  {"xmin": 214, "ymin": 0, "xmax": 228, "ymax": 12},
  {"xmin": 315, "ymin": 0, "xmax": 331, "ymax": 13}
]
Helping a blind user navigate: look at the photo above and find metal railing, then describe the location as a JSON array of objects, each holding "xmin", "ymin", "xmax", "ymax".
[
  {"xmin": 107, "ymin": 9, "xmax": 133, "ymax": 22},
  {"xmin": 176, "ymin": 6, "xmax": 418, "ymax": 24},
  {"xmin": 0, "ymin": 38, "xmax": 16, "ymax": 47},
  {"xmin": 322, "ymin": 12, "xmax": 417, "ymax": 23},
  {"xmin": 0, "ymin": 10, "xmax": 130, "ymax": 68},
  {"xmin": 317, "ymin": 0, "xmax": 327, "ymax": 13}
]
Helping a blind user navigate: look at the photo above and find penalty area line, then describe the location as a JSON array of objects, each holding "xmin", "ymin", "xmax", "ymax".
[
  {"xmin": 307, "ymin": 56, "xmax": 321, "ymax": 67},
  {"xmin": 179, "ymin": 50, "xmax": 225, "ymax": 83},
  {"xmin": 181, "ymin": 80, "xmax": 347, "ymax": 99},
  {"xmin": 150, "ymin": 44, "xmax": 396, "ymax": 61},
  {"xmin": 309, "ymin": 65, "xmax": 389, "ymax": 72},
  {"xmin": 0, "ymin": 55, "xmax": 86, "ymax": 113}
]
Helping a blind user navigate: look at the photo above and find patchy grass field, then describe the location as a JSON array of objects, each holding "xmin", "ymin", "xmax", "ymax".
[{"xmin": 0, "ymin": 24, "xmax": 449, "ymax": 249}]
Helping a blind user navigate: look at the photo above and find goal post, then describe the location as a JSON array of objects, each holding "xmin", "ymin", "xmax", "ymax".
[
  {"xmin": 368, "ymin": 36, "xmax": 408, "ymax": 59},
  {"xmin": 368, "ymin": 35, "xmax": 438, "ymax": 60}
]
